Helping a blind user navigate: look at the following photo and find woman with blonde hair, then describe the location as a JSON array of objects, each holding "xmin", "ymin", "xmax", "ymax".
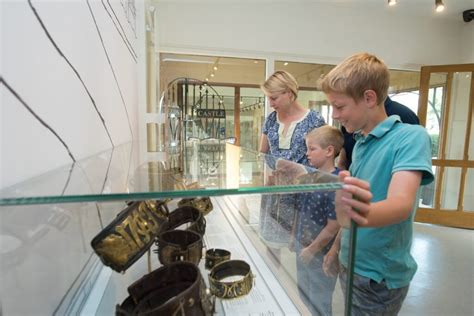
[{"xmin": 259, "ymin": 70, "xmax": 325, "ymax": 264}]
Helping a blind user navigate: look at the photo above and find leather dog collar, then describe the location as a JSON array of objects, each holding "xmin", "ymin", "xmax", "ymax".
[
  {"xmin": 161, "ymin": 205, "xmax": 206, "ymax": 236},
  {"xmin": 156, "ymin": 230, "xmax": 203, "ymax": 266},
  {"xmin": 208, "ymin": 260, "xmax": 254, "ymax": 299},
  {"xmin": 205, "ymin": 248, "xmax": 231, "ymax": 270},
  {"xmin": 91, "ymin": 200, "xmax": 170, "ymax": 272},
  {"xmin": 116, "ymin": 261, "xmax": 214, "ymax": 315},
  {"xmin": 178, "ymin": 197, "xmax": 213, "ymax": 216}
]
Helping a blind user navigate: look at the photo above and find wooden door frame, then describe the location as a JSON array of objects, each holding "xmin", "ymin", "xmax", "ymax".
[{"xmin": 415, "ymin": 64, "xmax": 474, "ymax": 229}]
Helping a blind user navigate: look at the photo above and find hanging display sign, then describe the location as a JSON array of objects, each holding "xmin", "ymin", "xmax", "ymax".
[
  {"xmin": 199, "ymin": 143, "xmax": 225, "ymax": 153},
  {"xmin": 196, "ymin": 109, "xmax": 226, "ymax": 119}
]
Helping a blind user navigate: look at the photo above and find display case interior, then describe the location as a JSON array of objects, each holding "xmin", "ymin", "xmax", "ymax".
[{"xmin": 0, "ymin": 141, "xmax": 353, "ymax": 315}]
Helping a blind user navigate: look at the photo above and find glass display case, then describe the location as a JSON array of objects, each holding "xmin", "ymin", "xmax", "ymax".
[{"xmin": 0, "ymin": 141, "xmax": 354, "ymax": 315}]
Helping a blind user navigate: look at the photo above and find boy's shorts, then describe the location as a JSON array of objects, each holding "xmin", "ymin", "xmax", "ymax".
[{"xmin": 339, "ymin": 265, "xmax": 409, "ymax": 316}]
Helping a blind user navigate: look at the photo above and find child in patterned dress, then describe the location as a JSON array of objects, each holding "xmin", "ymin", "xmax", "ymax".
[{"xmin": 290, "ymin": 125, "xmax": 344, "ymax": 315}]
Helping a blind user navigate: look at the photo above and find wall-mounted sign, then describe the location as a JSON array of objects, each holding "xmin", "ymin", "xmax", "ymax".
[{"xmin": 196, "ymin": 109, "xmax": 226, "ymax": 119}]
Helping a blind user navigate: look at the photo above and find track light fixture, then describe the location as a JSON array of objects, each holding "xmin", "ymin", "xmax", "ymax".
[
  {"xmin": 435, "ymin": 0, "xmax": 445, "ymax": 12},
  {"xmin": 387, "ymin": 0, "xmax": 445, "ymax": 13}
]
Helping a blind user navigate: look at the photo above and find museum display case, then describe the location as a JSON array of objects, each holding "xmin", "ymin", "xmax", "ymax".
[{"xmin": 0, "ymin": 140, "xmax": 354, "ymax": 315}]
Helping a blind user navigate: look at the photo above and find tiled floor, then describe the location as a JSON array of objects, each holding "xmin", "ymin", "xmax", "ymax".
[{"xmin": 400, "ymin": 223, "xmax": 474, "ymax": 316}]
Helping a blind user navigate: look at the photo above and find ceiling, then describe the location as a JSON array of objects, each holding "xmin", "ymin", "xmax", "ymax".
[
  {"xmin": 155, "ymin": 0, "xmax": 474, "ymax": 20},
  {"xmin": 157, "ymin": 0, "xmax": 471, "ymax": 91}
]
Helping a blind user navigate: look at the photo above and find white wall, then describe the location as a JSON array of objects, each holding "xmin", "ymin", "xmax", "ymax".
[
  {"xmin": 156, "ymin": 2, "xmax": 474, "ymax": 69},
  {"xmin": 0, "ymin": 2, "xmax": 146, "ymax": 314},
  {"xmin": 1, "ymin": 0, "xmax": 143, "ymax": 189},
  {"xmin": 460, "ymin": 22, "xmax": 474, "ymax": 63}
]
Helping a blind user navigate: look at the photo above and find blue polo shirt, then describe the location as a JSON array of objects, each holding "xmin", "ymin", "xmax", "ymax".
[{"xmin": 339, "ymin": 115, "xmax": 434, "ymax": 289}]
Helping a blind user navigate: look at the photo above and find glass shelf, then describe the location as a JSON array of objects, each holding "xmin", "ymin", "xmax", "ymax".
[{"xmin": 0, "ymin": 141, "xmax": 342, "ymax": 206}]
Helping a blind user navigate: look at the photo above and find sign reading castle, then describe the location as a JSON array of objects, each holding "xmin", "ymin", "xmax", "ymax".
[{"xmin": 196, "ymin": 109, "xmax": 226, "ymax": 119}]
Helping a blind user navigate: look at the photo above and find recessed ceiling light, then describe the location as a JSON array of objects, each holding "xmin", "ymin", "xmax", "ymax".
[{"xmin": 435, "ymin": 0, "xmax": 445, "ymax": 12}]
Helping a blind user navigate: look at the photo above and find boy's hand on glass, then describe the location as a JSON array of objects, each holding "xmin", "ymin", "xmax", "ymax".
[
  {"xmin": 299, "ymin": 246, "xmax": 316, "ymax": 264},
  {"xmin": 288, "ymin": 236, "xmax": 295, "ymax": 252},
  {"xmin": 323, "ymin": 248, "xmax": 339, "ymax": 277},
  {"xmin": 266, "ymin": 173, "xmax": 276, "ymax": 186},
  {"xmin": 274, "ymin": 159, "xmax": 307, "ymax": 184},
  {"xmin": 336, "ymin": 170, "xmax": 372, "ymax": 227}
]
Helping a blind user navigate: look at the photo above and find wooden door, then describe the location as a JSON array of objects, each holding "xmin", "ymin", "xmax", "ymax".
[{"xmin": 416, "ymin": 64, "xmax": 474, "ymax": 228}]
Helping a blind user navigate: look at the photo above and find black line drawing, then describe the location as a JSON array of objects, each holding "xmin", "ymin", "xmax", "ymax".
[
  {"xmin": 125, "ymin": 141, "xmax": 134, "ymax": 192},
  {"xmin": 100, "ymin": 0, "xmax": 137, "ymax": 62},
  {"xmin": 28, "ymin": 0, "xmax": 114, "ymax": 147},
  {"xmin": 87, "ymin": 0, "xmax": 134, "ymax": 140},
  {"xmin": 1, "ymin": 77, "xmax": 76, "ymax": 162},
  {"xmin": 100, "ymin": 145, "xmax": 114, "ymax": 194},
  {"xmin": 119, "ymin": 0, "xmax": 137, "ymax": 39},
  {"xmin": 60, "ymin": 162, "xmax": 76, "ymax": 196}
]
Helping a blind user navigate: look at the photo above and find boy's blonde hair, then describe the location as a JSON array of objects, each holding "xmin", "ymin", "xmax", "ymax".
[
  {"xmin": 319, "ymin": 52, "xmax": 389, "ymax": 105},
  {"xmin": 305, "ymin": 125, "xmax": 344, "ymax": 157},
  {"xmin": 261, "ymin": 70, "xmax": 299, "ymax": 100}
]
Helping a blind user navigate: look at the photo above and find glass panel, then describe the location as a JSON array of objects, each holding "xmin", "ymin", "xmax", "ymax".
[
  {"xmin": 419, "ymin": 166, "xmax": 438, "ymax": 208},
  {"xmin": 426, "ymin": 73, "xmax": 447, "ymax": 158},
  {"xmin": 240, "ymin": 88, "xmax": 265, "ymax": 151},
  {"xmin": 0, "ymin": 202, "xmax": 104, "ymax": 315},
  {"xmin": 389, "ymin": 70, "xmax": 420, "ymax": 118},
  {"xmin": 298, "ymin": 90, "xmax": 334, "ymax": 125},
  {"xmin": 160, "ymin": 53, "xmax": 266, "ymax": 92},
  {"xmin": 275, "ymin": 61, "xmax": 335, "ymax": 89},
  {"xmin": 227, "ymin": 190, "xmax": 347, "ymax": 314},
  {"xmin": 0, "ymin": 142, "xmax": 342, "ymax": 206},
  {"xmin": 390, "ymin": 90, "xmax": 420, "ymax": 115},
  {"xmin": 463, "ymin": 168, "xmax": 474, "ymax": 212},
  {"xmin": 440, "ymin": 167, "xmax": 462, "ymax": 210},
  {"xmin": 470, "ymin": 93, "xmax": 474, "ymax": 160},
  {"xmin": 274, "ymin": 61, "xmax": 419, "ymax": 128},
  {"xmin": 445, "ymin": 72, "xmax": 472, "ymax": 160},
  {"xmin": 207, "ymin": 86, "xmax": 236, "ymax": 140},
  {"xmin": 95, "ymin": 196, "xmax": 316, "ymax": 314},
  {"xmin": 389, "ymin": 70, "xmax": 420, "ymax": 96}
]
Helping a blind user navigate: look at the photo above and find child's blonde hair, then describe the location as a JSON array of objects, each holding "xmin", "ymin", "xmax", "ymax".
[
  {"xmin": 305, "ymin": 125, "xmax": 344, "ymax": 157},
  {"xmin": 261, "ymin": 70, "xmax": 299, "ymax": 100},
  {"xmin": 319, "ymin": 52, "xmax": 389, "ymax": 105}
]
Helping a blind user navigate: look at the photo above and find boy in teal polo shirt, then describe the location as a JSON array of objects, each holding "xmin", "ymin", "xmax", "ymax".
[{"xmin": 320, "ymin": 52, "xmax": 434, "ymax": 315}]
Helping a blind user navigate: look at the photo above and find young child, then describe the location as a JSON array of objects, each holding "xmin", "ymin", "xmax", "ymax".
[
  {"xmin": 320, "ymin": 53, "xmax": 434, "ymax": 315},
  {"xmin": 291, "ymin": 125, "xmax": 344, "ymax": 316}
]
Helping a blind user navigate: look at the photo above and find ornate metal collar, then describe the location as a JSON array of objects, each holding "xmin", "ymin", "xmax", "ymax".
[{"xmin": 209, "ymin": 260, "xmax": 254, "ymax": 299}]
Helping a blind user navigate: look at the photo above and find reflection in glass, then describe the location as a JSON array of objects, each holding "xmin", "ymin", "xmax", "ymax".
[
  {"xmin": 445, "ymin": 72, "xmax": 472, "ymax": 160},
  {"xmin": 440, "ymin": 167, "xmax": 462, "ymax": 210},
  {"xmin": 390, "ymin": 90, "xmax": 419, "ymax": 115},
  {"xmin": 0, "ymin": 202, "xmax": 102, "ymax": 315},
  {"xmin": 299, "ymin": 90, "xmax": 333, "ymax": 125},
  {"xmin": 239, "ymin": 87, "xmax": 265, "ymax": 151},
  {"xmin": 228, "ymin": 188, "xmax": 345, "ymax": 314}
]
